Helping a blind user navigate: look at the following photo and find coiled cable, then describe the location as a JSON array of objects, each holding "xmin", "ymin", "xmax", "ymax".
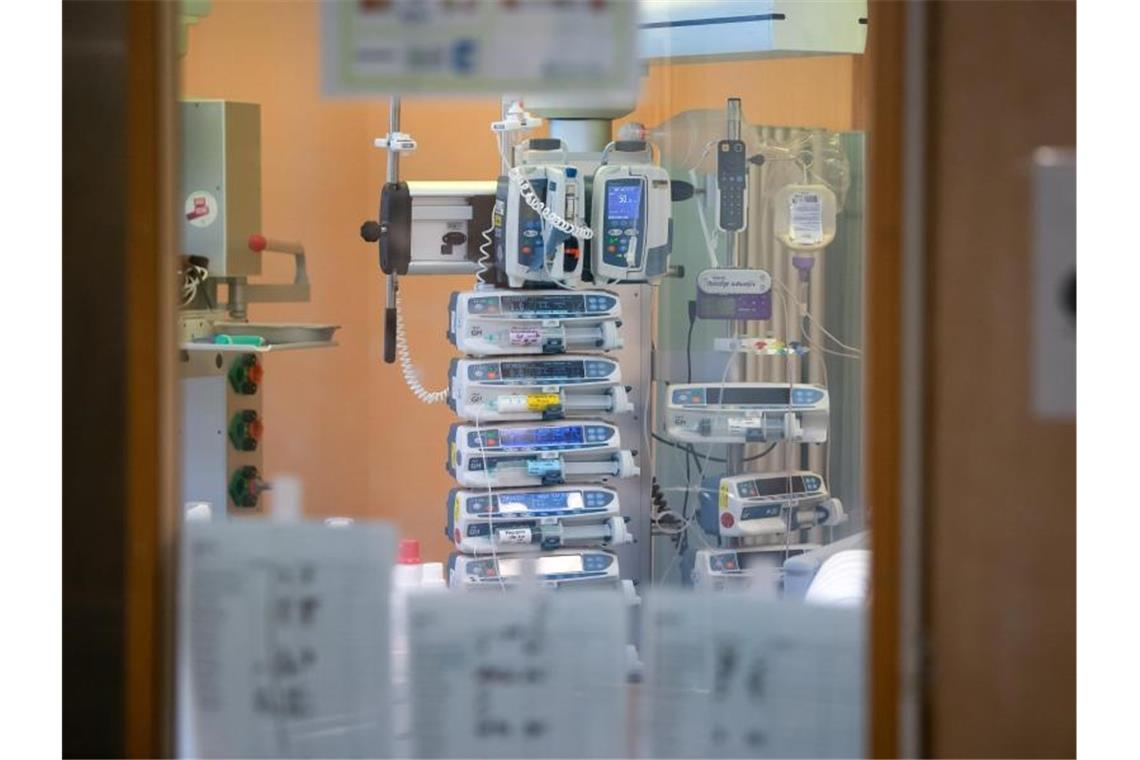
[
  {"xmin": 511, "ymin": 167, "xmax": 594, "ymax": 240},
  {"xmin": 395, "ymin": 288, "xmax": 448, "ymax": 404},
  {"xmin": 476, "ymin": 220, "xmax": 496, "ymax": 285}
]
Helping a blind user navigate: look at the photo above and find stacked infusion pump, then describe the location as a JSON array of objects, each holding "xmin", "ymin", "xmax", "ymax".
[{"xmin": 364, "ymin": 127, "xmax": 671, "ymax": 593}]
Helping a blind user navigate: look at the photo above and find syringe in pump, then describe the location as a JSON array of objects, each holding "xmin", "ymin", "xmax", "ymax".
[
  {"xmin": 446, "ymin": 420, "xmax": 639, "ymax": 488},
  {"xmin": 665, "ymin": 382, "xmax": 829, "ymax": 444},
  {"xmin": 448, "ymin": 289, "xmax": 623, "ymax": 357},
  {"xmin": 447, "ymin": 485, "xmax": 632, "ymax": 553},
  {"xmin": 448, "ymin": 355, "xmax": 632, "ymax": 422}
]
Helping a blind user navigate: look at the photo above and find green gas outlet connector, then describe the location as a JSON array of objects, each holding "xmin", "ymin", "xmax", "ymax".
[
  {"xmin": 228, "ymin": 410, "xmax": 262, "ymax": 451},
  {"xmin": 227, "ymin": 354, "xmax": 262, "ymax": 395},
  {"xmin": 228, "ymin": 465, "xmax": 263, "ymax": 508}
]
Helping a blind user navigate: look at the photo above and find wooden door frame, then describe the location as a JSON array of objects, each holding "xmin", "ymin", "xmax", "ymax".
[
  {"xmin": 63, "ymin": 1, "xmax": 177, "ymax": 756},
  {"xmin": 124, "ymin": 2, "xmax": 178, "ymax": 756},
  {"xmin": 866, "ymin": 2, "xmax": 912, "ymax": 756}
]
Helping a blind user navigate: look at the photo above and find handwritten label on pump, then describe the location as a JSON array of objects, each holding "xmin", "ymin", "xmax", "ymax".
[
  {"xmin": 406, "ymin": 591, "xmax": 628, "ymax": 758},
  {"xmin": 642, "ymin": 592, "xmax": 865, "ymax": 759},
  {"xmin": 509, "ymin": 328, "xmax": 542, "ymax": 346}
]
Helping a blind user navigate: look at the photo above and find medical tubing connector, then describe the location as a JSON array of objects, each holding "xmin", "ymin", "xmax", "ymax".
[
  {"xmin": 510, "ymin": 167, "xmax": 594, "ymax": 241},
  {"xmin": 395, "ymin": 288, "xmax": 448, "ymax": 404}
]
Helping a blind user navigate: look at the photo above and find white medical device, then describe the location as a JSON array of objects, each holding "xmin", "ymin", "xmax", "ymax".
[
  {"xmin": 500, "ymin": 164, "xmax": 587, "ymax": 287},
  {"xmin": 691, "ymin": 544, "xmax": 819, "ymax": 593},
  {"xmin": 448, "ymin": 289, "xmax": 623, "ymax": 357},
  {"xmin": 665, "ymin": 382, "xmax": 829, "ymax": 444},
  {"xmin": 590, "ymin": 149, "xmax": 673, "ymax": 283},
  {"xmin": 446, "ymin": 420, "xmax": 639, "ymax": 488},
  {"xmin": 447, "ymin": 355, "xmax": 632, "ymax": 422},
  {"xmin": 446, "ymin": 485, "xmax": 630, "ymax": 553},
  {"xmin": 448, "ymin": 549, "xmax": 623, "ymax": 590},
  {"xmin": 697, "ymin": 471, "xmax": 846, "ymax": 538}
]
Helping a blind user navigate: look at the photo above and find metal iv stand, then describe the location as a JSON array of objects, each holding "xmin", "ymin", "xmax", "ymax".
[
  {"xmin": 383, "ymin": 97, "xmax": 401, "ymax": 363},
  {"xmin": 724, "ymin": 97, "xmax": 746, "ymax": 477}
]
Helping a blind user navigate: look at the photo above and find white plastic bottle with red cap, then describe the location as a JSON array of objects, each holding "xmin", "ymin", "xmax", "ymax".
[
  {"xmin": 390, "ymin": 539, "xmax": 420, "ymax": 757},
  {"xmin": 390, "ymin": 539, "xmax": 445, "ymax": 756}
]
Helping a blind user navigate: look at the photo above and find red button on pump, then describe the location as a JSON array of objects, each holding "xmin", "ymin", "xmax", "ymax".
[
  {"xmin": 720, "ymin": 512, "xmax": 735, "ymax": 529},
  {"xmin": 248, "ymin": 234, "xmax": 268, "ymax": 252}
]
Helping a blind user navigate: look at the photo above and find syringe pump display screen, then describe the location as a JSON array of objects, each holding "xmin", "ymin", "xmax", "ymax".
[
  {"xmin": 707, "ymin": 387, "xmax": 790, "ymax": 405},
  {"xmin": 495, "ymin": 490, "xmax": 585, "ymax": 512},
  {"xmin": 741, "ymin": 476, "xmax": 813, "ymax": 498},
  {"xmin": 502, "ymin": 294, "xmax": 585, "ymax": 314},
  {"xmin": 606, "ymin": 182, "xmax": 642, "ymax": 221},
  {"xmin": 500, "ymin": 360, "xmax": 585, "ymax": 381},
  {"xmin": 466, "ymin": 489, "xmax": 613, "ymax": 514},
  {"xmin": 498, "ymin": 426, "xmax": 584, "ymax": 447}
]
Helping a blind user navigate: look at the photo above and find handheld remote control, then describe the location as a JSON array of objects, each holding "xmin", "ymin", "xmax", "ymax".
[{"xmin": 715, "ymin": 139, "xmax": 748, "ymax": 232}]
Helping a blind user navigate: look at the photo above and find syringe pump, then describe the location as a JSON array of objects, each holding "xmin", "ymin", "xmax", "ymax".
[
  {"xmin": 697, "ymin": 471, "xmax": 846, "ymax": 538},
  {"xmin": 692, "ymin": 545, "xmax": 819, "ymax": 593},
  {"xmin": 665, "ymin": 382, "xmax": 829, "ymax": 444},
  {"xmin": 448, "ymin": 549, "xmax": 623, "ymax": 591},
  {"xmin": 446, "ymin": 420, "xmax": 639, "ymax": 488},
  {"xmin": 446, "ymin": 485, "xmax": 631, "ymax": 553},
  {"xmin": 448, "ymin": 289, "xmax": 623, "ymax": 356},
  {"xmin": 447, "ymin": 355, "xmax": 632, "ymax": 422}
]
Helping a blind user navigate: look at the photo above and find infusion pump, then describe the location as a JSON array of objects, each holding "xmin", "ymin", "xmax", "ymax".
[
  {"xmin": 692, "ymin": 545, "xmax": 819, "ymax": 593},
  {"xmin": 448, "ymin": 549, "xmax": 623, "ymax": 590},
  {"xmin": 448, "ymin": 355, "xmax": 632, "ymax": 422},
  {"xmin": 495, "ymin": 137, "xmax": 673, "ymax": 287},
  {"xmin": 500, "ymin": 164, "xmax": 587, "ymax": 288},
  {"xmin": 697, "ymin": 471, "xmax": 846, "ymax": 538},
  {"xmin": 446, "ymin": 420, "xmax": 639, "ymax": 488},
  {"xmin": 448, "ymin": 289, "xmax": 623, "ymax": 357},
  {"xmin": 590, "ymin": 161, "xmax": 673, "ymax": 283},
  {"xmin": 446, "ymin": 485, "xmax": 630, "ymax": 553},
  {"xmin": 666, "ymin": 382, "xmax": 830, "ymax": 444}
]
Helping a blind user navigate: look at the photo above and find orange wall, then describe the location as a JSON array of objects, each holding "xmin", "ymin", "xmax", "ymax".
[{"xmin": 182, "ymin": 0, "xmax": 861, "ymax": 563}]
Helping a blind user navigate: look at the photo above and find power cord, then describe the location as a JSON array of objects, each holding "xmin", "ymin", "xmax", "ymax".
[
  {"xmin": 649, "ymin": 433, "xmax": 777, "ymax": 464},
  {"xmin": 686, "ymin": 299, "xmax": 697, "ymax": 383}
]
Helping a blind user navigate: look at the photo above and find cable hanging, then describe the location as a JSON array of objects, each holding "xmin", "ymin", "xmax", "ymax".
[{"xmin": 395, "ymin": 288, "xmax": 448, "ymax": 404}]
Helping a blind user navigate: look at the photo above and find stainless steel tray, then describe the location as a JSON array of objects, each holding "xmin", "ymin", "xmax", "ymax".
[{"xmin": 212, "ymin": 322, "xmax": 340, "ymax": 344}]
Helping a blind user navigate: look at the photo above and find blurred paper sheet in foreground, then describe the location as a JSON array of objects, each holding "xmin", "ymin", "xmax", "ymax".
[
  {"xmin": 177, "ymin": 519, "xmax": 396, "ymax": 758},
  {"xmin": 406, "ymin": 589, "xmax": 630, "ymax": 758},
  {"xmin": 642, "ymin": 591, "xmax": 865, "ymax": 759}
]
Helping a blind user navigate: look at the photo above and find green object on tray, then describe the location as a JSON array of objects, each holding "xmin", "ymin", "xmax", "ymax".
[{"xmin": 213, "ymin": 334, "xmax": 265, "ymax": 346}]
